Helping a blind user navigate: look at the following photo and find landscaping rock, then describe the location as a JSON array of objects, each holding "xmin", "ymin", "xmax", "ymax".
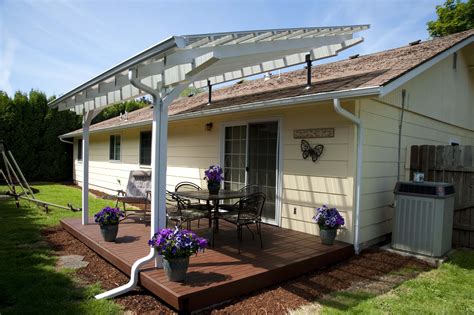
[{"xmin": 56, "ymin": 255, "xmax": 89, "ymax": 270}]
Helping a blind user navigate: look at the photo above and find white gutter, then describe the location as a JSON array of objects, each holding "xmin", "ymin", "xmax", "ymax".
[
  {"xmin": 333, "ymin": 98, "xmax": 363, "ymax": 255},
  {"xmin": 60, "ymin": 86, "xmax": 381, "ymax": 138},
  {"xmin": 59, "ymin": 137, "xmax": 74, "ymax": 144},
  {"xmin": 171, "ymin": 86, "xmax": 380, "ymax": 121}
]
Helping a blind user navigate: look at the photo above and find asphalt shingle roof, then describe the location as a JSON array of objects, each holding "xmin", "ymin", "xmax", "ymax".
[{"xmin": 62, "ymin": 29, "xmax": 474, "ymax": 137}]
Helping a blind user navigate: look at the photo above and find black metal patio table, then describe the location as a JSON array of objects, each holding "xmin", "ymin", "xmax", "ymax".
[{"xmin": 173, "ymin": 189, "xmax": 247, "ymax": 246}]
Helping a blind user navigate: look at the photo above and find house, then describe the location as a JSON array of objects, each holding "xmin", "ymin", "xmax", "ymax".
[{"xmin": 60, "ymin": 29, "xmax": 474, "ymax": 250}]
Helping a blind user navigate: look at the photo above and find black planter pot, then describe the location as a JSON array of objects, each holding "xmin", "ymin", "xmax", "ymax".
[
  {"xmin": 162, "ymin": 256, "xmax": 190, "ymax": 282},
  {"xmin": 207, "ymin": 181, "xmax": 220, "ymax": 195},
  {"xmin": 319, "ymin": 228, "xmax": 337, "ymax": 245},
  {"xmin": 100, "ymin": 224, "xmax": 119, "ymax": 242}
]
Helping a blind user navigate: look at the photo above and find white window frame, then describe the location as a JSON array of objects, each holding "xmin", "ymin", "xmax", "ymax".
[{"xmin": 109, "ymin": 134, "xmax": 122, "ymax": 162}]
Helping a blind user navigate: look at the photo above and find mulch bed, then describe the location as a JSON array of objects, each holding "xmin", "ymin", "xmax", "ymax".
[{"xmin": 43, "ymin": 227, "xmax": 432, "ymax": 314}]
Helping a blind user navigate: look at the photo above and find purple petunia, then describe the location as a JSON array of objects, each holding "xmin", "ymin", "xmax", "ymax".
[
  {"xmin": 94, "ymin": 206, "xmax": 125, "ymax": 225},
  {"xmin": 312, "ymin": 204, "xmax": 345, "ymax": 230},
  {"xmin": 149, "ymin": 227, "xmax": 208, "ymax": 259},
  {"xmin": 204, "ymin": 165, "xmax": 224, "ymax": 184}
]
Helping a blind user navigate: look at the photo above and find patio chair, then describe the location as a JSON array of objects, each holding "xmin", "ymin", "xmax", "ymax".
[
  {"xmin": 218, "ymin": 185, "xmax": 262, "ymax": 213},
  {"xmin": 219, "ymin": 192, "xmax": 265, "ymax": 254},
  {"xmin": 175, "ymin": 181, "xmax": 209, "ymax": 227},
  {"xmin": 115, "ymin": 170, "xmax": 151, "ymax": 222},
  {"xmin": 166, "ymin": 191, "xmax": 208, "ymax": 230}
]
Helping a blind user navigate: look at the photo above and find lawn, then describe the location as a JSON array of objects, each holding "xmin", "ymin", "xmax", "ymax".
[
  {"xmin": 1, "ymin": 183, "xmax": 474, "ymax": 314},
  {"xmin": 292, "ymin": 250, "xmax": 474, "ymax": 315},
  {"xmin": 0, "ymin": 183, "xmax": 122, "ymax": 314}
]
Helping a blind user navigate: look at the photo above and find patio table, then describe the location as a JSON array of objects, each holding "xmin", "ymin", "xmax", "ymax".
[{"xmin": 173, "ymin": 189, "xmax": 247, "ymax": 246}]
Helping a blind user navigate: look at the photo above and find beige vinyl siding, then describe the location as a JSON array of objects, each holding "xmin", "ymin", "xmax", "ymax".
[
  {"xmin": 358, "ymin": 49, "xmax": 474, "ymax": 245},
  {"xmin": 73, "ymin": 101, "xmax": 357, "ymax": 243},
  {"xmin": 279, "ymin": 103, "xmax": 356, "ymax": 243}
]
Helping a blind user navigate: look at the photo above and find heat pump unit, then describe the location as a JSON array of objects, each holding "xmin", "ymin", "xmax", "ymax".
[{"xmin": 393, "ymin": 181, "xmax": 455, "ymax": 257}]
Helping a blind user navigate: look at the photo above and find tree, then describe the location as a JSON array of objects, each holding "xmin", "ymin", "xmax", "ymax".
[
  {"xmin": 0, "ymin": 90, "xmax": 80, "ymax": 182},
  {"xmin": 427, "ymin": 0, "xmax": 474, "ymax": 37},
  {"xmin": 91, "ymin": 98, "xmax": 150, "ymax": 124}
]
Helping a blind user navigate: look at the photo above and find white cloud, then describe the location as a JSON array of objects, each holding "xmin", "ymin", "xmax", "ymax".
[{"xmin": 0, "ymin": 37, "xmax": 19, "ymax": 96}]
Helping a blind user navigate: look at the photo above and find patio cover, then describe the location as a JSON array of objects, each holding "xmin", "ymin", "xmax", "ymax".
[{"xmin": 48, "ymin": 25, "xmax": 368, "ymax": 299}]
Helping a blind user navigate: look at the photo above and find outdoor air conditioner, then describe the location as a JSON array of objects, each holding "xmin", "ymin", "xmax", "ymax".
[{"xmin": 392, "ymin": 181, "xmax": 455, "ymax": 257}]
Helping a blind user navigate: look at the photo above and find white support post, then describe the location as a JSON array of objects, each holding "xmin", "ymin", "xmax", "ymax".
[
  {"xmin": 82, "ymin": 110, "xmax": 95, "ymax": 225},
  {"xmin": 150, "ymin": 94, "xmax": 166, "ymax": 268}
]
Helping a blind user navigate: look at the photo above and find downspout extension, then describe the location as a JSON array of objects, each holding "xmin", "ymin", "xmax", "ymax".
[
  {"xmin": 95, "ymin": 69, "xmax": 161, "ymax": 300},
  {"xmin": 333, "ymin": 98, "xmax": 363, "ymax": 255}
]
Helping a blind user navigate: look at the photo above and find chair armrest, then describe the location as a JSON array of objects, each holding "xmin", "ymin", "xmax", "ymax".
[{"xmin": 117, "ymin": 190, "xmax": 126, "ymax": 197}]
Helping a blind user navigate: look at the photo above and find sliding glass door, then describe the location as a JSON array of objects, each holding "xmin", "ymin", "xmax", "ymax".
[{"xmin": 223, "ymin": 121, "xmax": 279, "ymax": 224}]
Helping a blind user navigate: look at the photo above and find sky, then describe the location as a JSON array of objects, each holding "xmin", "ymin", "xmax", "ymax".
[{"xmin": 0, "ymin": 0, "xmax": 442, "ymax": 97}]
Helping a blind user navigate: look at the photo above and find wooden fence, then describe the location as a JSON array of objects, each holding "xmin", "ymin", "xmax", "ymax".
[{"xmin": 409, "ymin": 145, "xmax": 474, "ymax": 248}]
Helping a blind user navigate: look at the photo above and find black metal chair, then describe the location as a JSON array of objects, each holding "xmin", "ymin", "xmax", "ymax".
[
  {"xmin": 166, "ymin": 191, "xmax": 208, "ymax": 230},
  {"xmin": 218, "ymin": 185, "xmax": 262, "ymax": 213},
  {"xmin": 175, "ymin": 181, "xmax": 209, "ymax": 227},
  {"xmin": 219, "ymin": 192, "xmax": 265, "ymax": 254}
]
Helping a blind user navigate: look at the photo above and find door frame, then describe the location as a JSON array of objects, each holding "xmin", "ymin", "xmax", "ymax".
[{"xmin": 219, "ymin": 117, "xmax": 283, "ymax": 226}]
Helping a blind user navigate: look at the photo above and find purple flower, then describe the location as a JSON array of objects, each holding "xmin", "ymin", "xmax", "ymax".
[
  {"xmin": 94, "ymin": 206, "xmax": 125, "ymax": 225},
  {"xmin": 312, "ymin": 204, "xmax": 345, "ymax": 230},
  {"xmin": 149, "ymin": 227, "xmax": 208, "ymax": 259},
  {"xmin": 204, "ymin": 164, "xmax": 224, "ymax": 184}
]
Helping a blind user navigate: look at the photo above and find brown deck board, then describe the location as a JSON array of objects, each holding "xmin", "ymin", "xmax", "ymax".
[{"xmin": 61, "ymin": 217, "xmax": 353, "ymax": 312}]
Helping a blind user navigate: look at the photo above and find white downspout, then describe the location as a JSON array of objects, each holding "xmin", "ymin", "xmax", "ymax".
[
  {"xmin": 95, "ymin": 70, "xmax": 187, "ymax": 300},
  {"xmin": 333, "ymin": 98, "xmax": 363, "ymax": 255},
  {"xmin": 81, "ymin": 110, "xmax": 95, "ymax": 225}
]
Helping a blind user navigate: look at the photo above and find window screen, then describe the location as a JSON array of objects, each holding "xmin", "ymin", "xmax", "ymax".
[
  {"xmin": 140, "ymin": 131, "xmax": 152, "ymax": 165},
  {"xmin": 109, "ymin": 135, "xmax": 121, "ymax": 160}
]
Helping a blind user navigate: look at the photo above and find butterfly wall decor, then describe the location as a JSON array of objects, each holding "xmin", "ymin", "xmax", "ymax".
[{"xmin": 301, "ymin": 140, "xmax": 324, "ymax": 162}]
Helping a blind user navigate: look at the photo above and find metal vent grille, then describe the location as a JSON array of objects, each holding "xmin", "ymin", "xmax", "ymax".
[
  {"xmin": 394, "ymin": 182, "xmax": 455, "ymax": 197},
  {"xmin": 394, "ymin": 198, "xmax": 434, "ymax": 256}
]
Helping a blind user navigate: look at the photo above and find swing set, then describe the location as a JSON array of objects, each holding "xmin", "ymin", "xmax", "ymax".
[{"xmin": 0, "ymin": 140, "xmax": 80, "ymax": 212}]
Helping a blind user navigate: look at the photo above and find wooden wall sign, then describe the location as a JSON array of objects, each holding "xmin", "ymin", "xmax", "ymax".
[{"xmin": 293, "ymin": 128, "xmax": 334, "ymax": 139}]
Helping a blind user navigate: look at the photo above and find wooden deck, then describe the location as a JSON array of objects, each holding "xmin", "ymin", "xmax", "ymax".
[{"xmin": 61, "ymin": 217, "xmax": 353, "ymax": 312}]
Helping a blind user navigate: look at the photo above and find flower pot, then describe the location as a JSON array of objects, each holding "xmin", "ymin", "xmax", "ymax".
[
  {"xmin": 162, "ymin": 256, "xmax": 190, "ymax": 282},
  {"xmin": 100, "ymin": 224, "xmax": 119, "ymax": 242},
  {"xmin": 207, "ymin": 181, "xmax": 220, "ymax": 195},
  {"xmin": 319, "ymin": 228, "xmax": 337, "ymax": 245}
]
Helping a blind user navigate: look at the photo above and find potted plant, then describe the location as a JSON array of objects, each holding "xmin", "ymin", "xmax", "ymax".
[
  {"xmin": 204, "ymin": 164, "xmax": 224, "ymax": 194},
  {"xmin": 94, "ymin": 206, "xmax": 125, "ymax": 242},
  {"xmin": 149, "ymin": 227, "xmax": 208, "ymax": 282},
  {"xmin": 313, "ymin": 204, "xmax": 345, "ymax": 245}
]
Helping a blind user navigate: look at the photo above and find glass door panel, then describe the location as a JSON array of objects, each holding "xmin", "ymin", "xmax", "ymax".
[
  {"xmin": 222, "ymin": 121, "xmax": 279, "ymax": 224},
  {"xmin": 223, "ymin": 125, "xmax": 247, "ymax": 191},
  {"xmin": 247, "ymin": 122, "xmax": 278, "ymax": 223}
]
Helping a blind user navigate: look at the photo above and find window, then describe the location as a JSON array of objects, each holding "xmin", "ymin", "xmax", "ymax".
[
  {"xmin": 140, "ymin": 131, "xmax": 152, "ymax": 165},
  {"xmin": 109, "ymin": 135, "xmax": 121, "ymax": 161},
  {"xmin": 77, "ymin": 139, "xmax": 82, "ymax": 161}
]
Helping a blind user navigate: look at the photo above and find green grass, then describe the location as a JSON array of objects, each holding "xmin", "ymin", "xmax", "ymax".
[
  {"xmin": 0, "ymin": 183, "xmax": 122, "ymax": 314},
  {"xmin": 292, "ymin": 250, "xmax": 474, "ymax": 315}
]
